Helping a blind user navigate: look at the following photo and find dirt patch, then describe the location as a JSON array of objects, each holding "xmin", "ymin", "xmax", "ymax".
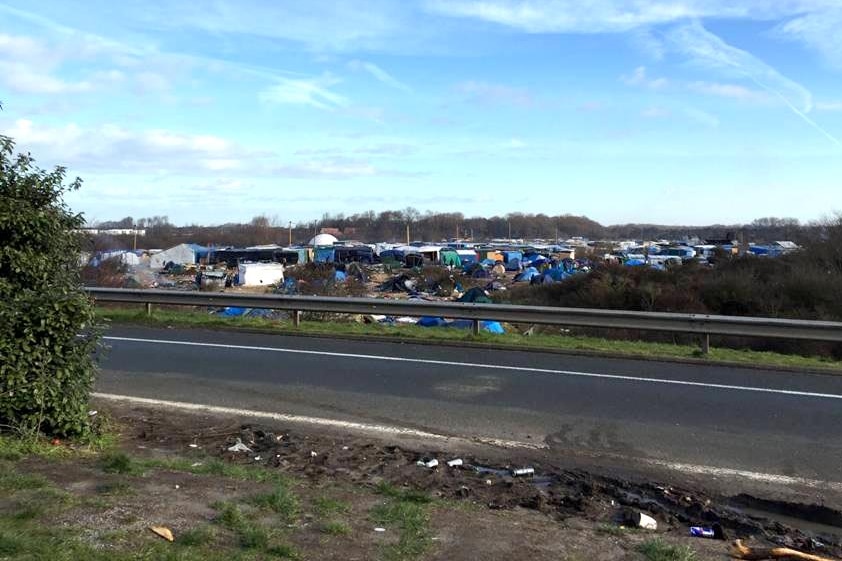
[{"xmin": 105, "ymin": 403, "xmax": 842, "ymax": 559}]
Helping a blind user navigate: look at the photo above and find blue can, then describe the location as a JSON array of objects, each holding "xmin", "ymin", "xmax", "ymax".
[{"xmin": 690, "ymin": 526, "xmax": 715, "ymax": 538}]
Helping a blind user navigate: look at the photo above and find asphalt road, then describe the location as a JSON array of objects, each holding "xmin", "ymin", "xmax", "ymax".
[{"xmin": 96, "ymin": 325, "xmax": 842, "ymax": 486}]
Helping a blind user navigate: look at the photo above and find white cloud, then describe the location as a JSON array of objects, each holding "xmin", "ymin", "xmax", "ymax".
[
  {"xmin": 775, "ymin": 8, "xmax": 842, "ymax": 68},
  {"xmin": 666, "ymin": 21, "xmax": 811, "ymax": 111},
  {"xmin": 259, "ymin": 75, "xmax": 349, "ymax": 110},
  {"xmin": 687, "ymin": 81, "xmax": 767, "ymax": 101},
  {"xmin": 271, "ymin": 158, "xmax": 421, "ymax": 179},
  {"xmin": 3, "ymin": 118, "xmax": 253, "ymax": 173},
  {"xmin": 620, "ymin": 66, "xmax": 668, "ymax": 89},
  {"xmin": 455, "ymin": 80, "xmax": 533, "ymax": 107},
  {"xmin": 666, "ymin": 21, "xmax": 841, "ymax": 146},
  {"xmin": 423, "ymin": 1, "xmax": 838, "ymax": 33},
  {"xmin": 816, "ymin": 101, "xmax": 842, "ymax": 112},
  {"xmin": 348, "ymin": 59, "xmax": 412, "ymax": 92},
  {"xmin": 504, "ymin": 137, "xmax": 527, "ymax": 149}
]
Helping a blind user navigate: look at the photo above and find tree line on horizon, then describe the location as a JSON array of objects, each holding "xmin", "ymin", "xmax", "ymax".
[{"xmin": 89, "ymin": 210, "xmax": 811, "ymax": 251}]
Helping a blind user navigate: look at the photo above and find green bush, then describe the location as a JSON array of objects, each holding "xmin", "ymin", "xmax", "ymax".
[{"xmin": 0, "ymin": 136, "xmax": 100, "ymax": 436}]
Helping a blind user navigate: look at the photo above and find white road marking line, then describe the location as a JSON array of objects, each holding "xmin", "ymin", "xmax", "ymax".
[
  {"xmin": 103, "ymin": 335, "xmax": 842, "ymax": 400},
  {"xmin": 91, "ymin": 392, "xmax": 547, "ymax": 450},
  {"xmin": 92, "ymin": 392, "xmax": 842, "ymax": 490},
  {"xmin": 646, "ymin": 460, "xmax": 842, "ymax": 491}
]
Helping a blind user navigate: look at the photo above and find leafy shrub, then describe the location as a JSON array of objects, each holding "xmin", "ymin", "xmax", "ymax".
[{"xmin": 0, "ymin": 136, "xmax": 101, "ymax": 436}]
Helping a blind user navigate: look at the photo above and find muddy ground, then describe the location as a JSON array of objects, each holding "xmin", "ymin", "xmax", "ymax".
[{"xmin": 27, "ymin": 401, "xmax": 831, "ymax": 560}]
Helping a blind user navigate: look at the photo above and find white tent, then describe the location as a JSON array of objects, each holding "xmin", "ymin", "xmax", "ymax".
[
  {"xmin": 308, "ymin": 233, "xmax": 338, "ymax": 246},
  {"xmin": 237, "ymin": 262, "xmax": 284, "ymax": 286},
  {"xmin": 150, "ymin": 243, "xmax": 200, "ymax": 270}
]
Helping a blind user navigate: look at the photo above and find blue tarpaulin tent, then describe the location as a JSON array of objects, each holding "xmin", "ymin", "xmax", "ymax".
[
  {"xmin": 514, "ymin": 266, "xmax": 541, "ymax": 282},
  {"xmin": 314, "ymin": 248, "xmax": 336, "ymax": 263}
]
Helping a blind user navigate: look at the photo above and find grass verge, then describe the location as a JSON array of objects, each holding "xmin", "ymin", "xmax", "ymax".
[
  {"xmin": 98, "ymin": 306, "xmax": 842, "ymax": 373},
  {"xmin": 637, "ymin": 538, "xmax": 698, "ymax": 561},
  {"xmin": 371, "ymin": 483, "xmax": 433, "ymax": 561}
]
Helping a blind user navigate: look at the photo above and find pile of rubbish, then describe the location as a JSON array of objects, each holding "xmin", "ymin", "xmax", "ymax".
[{"xmin": 213, "ymin": 424, "xmax": 842, "ymax": 561}]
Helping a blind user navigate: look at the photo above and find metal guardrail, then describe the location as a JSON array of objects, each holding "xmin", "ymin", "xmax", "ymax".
[{"xmin": 85, "ymin": 287, "xmax": 842, "ymax": 352}]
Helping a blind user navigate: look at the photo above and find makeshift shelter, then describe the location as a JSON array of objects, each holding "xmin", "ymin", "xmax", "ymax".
[
  {"xmin": 478, "ymin": 249, "xmax": 503, "ymax": 262},
  {"xmin": 404, "ymin": 253, "xmax": 424, "ymax": 268},
  {"xmin": 440, "ymin": 249, "xmax": 462, "ymax": 268},
  {"xmin": 457, "ymin": 287, "xmax": 492, "ymax": 303},
  {"xmin": 504, "ymin": 258, "xmax": 522, "ymax": 271},
  {"xmin": 514, "ymin": 266, "xmax": 541, "ymax": 282},
  {"xmin": 455, "ymin": 249, "xmax": 479, "ymax": 265},
  {"xmin": 313, "ymin": 247, "xmax": 336, "ymax": 263},
  {"xmin": 502, "ymin": 250, "xmax": 523, "ymax": 263},
  {"xmin": 150, "ymin": 243, "xmax": 207, "ymax": 270},
  {"xmin": 237, "ymin": 263, "xmax": 284, "ymax": 286},
  {"xmin": 309, "ymin": 233, "xmax": 338, "ymax": 246},
  {"xmin": 417, "ymin": 245, "xmax": 443, "ymax": 262}
]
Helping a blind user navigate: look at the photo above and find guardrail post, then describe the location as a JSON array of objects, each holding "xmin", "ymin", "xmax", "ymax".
[
  {"xmin": 471, "ymin": 319, "xmax": 480, "ymax": 336},
  {"xmin": 292, "ymin": 310, "xmax": 301, "ymax": 327},
  {"xmin": 145, "ymin": 302, "xmax": 152, "ymax": 317},
  {"xmin": 700, "ymin": 333, "xmax": 710, "ymax": 354}
]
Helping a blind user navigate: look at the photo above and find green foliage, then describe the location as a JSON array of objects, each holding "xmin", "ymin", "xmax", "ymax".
[
  {"xmin": 321, "ymin": 520, "xmax": 350, "ymax": 535},
  {"xmin": 249, "ymin": 484, "xmax": 300, "ymax": 523},
  {"xmin": 100, "ymin": 451, "xmax": 144, "ymax": 475},
  {"xmin": 637, "ymin": 538, "xmax": 697, "ymax": 561},
  {"xmin": 0, "ymin": 135, "xmax": 101, "ymax": 436}
]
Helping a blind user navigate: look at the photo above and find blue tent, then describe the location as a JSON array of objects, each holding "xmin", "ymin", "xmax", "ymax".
[
  {"xmin": 514, "ymin": 266, "xmax": 541, "ymax": 282},
  {"xmin": 314, "ymin": 248, "xmax": 336, "ymax": 263},
  {"xmin": 543, "ymin": 267, "xmax": 570, "ymax": 282},
  {"xmin": 625, "ymin": 258, "xmax": 646, "ymax": 266},
  {"xmin": 505, "ymin": 258, "xmax": 522, "ymax": 271},
  {"xmin": 417, "ymin": 316, "xmax": 448, "ymax": 327}
]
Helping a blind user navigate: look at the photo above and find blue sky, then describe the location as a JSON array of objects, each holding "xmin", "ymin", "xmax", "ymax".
[{"xmin": 1, "ymin": 0, "xmax": 841, "ymax": 226}]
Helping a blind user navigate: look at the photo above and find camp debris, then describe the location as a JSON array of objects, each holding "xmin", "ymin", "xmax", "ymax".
[
  {"xmin": 620, "ymin": 510, "xmax": 657, "ymax": 530},
  {"xmin": 416, "ymin": 317, "xmax": 505, "ymax": 333},
  {"xmin": 149, "ymin": 526, "xmax": 175, "ymax": 542},
  {"xmin": 227, "ymin": 438, "xmax": 252, "ymax": 453},
  {"xmin": 730, "ymin": 539, "xmax": 834, "ymax": 561}
]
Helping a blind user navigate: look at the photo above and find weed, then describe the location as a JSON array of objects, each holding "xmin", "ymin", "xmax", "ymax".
[
  {"xmin": 100, "ymin": 451, "xmax": 144, "ymax": 475},
  {"xmin": 238, "ymin": 524, "xmax": 269, "ymax": 550},
  {"xmin": 149, "ymin": 456, "xmax": 290, "ymax": 485},
  {"xmin": 0, "ymin": 531, "xmax": 25, "ymax": 556},
  {"xmin": 250, "ymin": 485, "xmax": 300, "ymax": 522},
  {"xmin": 375, "ymin": 482, "xmax": 432, "ymax": 504},
  {"xmin": 595, "ymin": 523, "xmax": 639, "ymax": 536},
  {"xmin": 637, "ymin": 538, "xmax": 697, "ymax": 561},
  {"xmin": 11, "ymin": 504, "xmax": 44, "ymax": 521},
  {"xmin": 371, "ymin": 499, "xmax": 432, "ymax": 560},
  {"xmin": 321, "ymin": 520, "xmax": 350, "ymax": 535},
  {"xmin": 314, "ymin": 495, "xmax": 351, "ymax": 516},
  {"xmin": 0, "ymin": 467, "xmax": 49, "ymax": 491},
  {"xmin": 96, "ymin": 480, "xmax": 135, "ymax": 495},
  {"xmin": 213, "ymin": 502, "xmax": 247, "ymax": 531},
  {"xmin": 177, "ymin": 525, "xmax": 215, "ymax": 547},
  {"xmin": 266, "ymin": 543, "xmax": 300, "ymax": 559}
]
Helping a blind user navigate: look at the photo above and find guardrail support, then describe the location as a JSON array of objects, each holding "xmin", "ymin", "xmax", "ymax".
[
  {"xmin": 145, "ymin": 302, "xmax": 152, "ymax": 317},
  {"xmin": 701, "ymin": 333, "xmax": 710, "ymax": 354},
  {"xmin": 471, "ymin": 319, "xmax": 480, "ymax": 336},
  {"xmin": 292, "ymin": 310, "xmax": 301, "ymax": 327}
]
